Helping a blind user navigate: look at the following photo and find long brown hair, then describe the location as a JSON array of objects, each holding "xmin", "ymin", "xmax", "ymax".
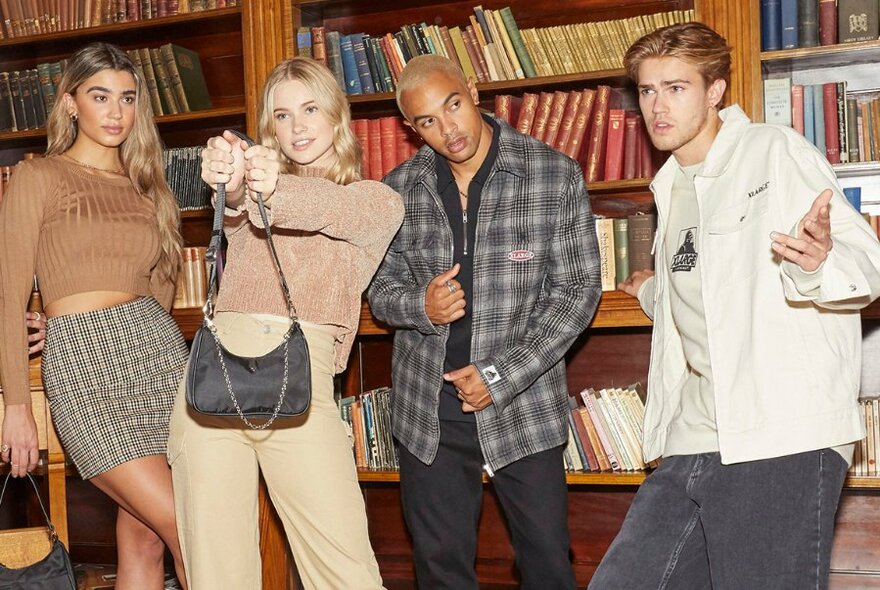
[
  {"xmin": 258, "ymin": 57, "xmax": 361, "ymax": 185},
  {"xmin": 46, "ymin": 42, "xmax": 182, "ymax": 284}
]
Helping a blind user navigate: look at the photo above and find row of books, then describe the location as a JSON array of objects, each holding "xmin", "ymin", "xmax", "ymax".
[
  {"xmin": 764, "ymin": 79, "xmax": 880, "ymax": 165},
  {"xmin": 851, "ymin": 397, "xmax": 880, "ymax": 477},
  {"xmin": 0, "ymin": 43, "xmax": 209, "ymax": 133},
  {"xmin": 339, "ymin": 387, "xmax": 398, "ymax": 472},
  {"xmin": 760, "ymin": 0, "xmax": 878, "ymax": 51},
  {"xmin": 0, "ymin": 67, "xmax": 57, "ymax": 132},
  {"xmin": 495, "ymin": 85, "xmax": 663, "ymax": 183},
  {"xmin": 351, "ymin": 117, "xmax": 423, "ymax": 182},
  {"xmin": 127, "ymin": 44, "xmax": 211, "ymax": 116},
  {"xmin": 565, "ymin": 386, "xmax": 656, "ymax": 473},
  {"xmin": 164, "ymin": 145, "xmax": 212, "ymax": 211},
  {"xmin": 595, "ymin": 213, "xmax": 656, "ymax": 292},
  {"xmin": 300, "ymin": 7, "xmax": 692, "ymax": 97},
  {"xmin": 0, "ymin": 0, "xmax": 239, "ymax": 39},
  {"xmin": 171, "ymin": 246, "xmax": 207, "ymax": 309}
]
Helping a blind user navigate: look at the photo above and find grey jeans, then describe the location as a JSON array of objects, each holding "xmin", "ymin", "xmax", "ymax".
[{"xmin": 589, "ymin": 449, "xmax": 848, "ymax": 590}]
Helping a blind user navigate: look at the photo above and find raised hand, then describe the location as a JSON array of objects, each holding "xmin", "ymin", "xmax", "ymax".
[
  {"xmin": 771, "ymin": 189, "xmax": 833, "ymax": 273},
  {"xmin": 201, "ymin": 130, "xmax": 248, "ymax": 201}
]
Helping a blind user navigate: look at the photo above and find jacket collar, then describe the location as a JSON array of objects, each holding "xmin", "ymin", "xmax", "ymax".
[{"xmin": 407, "ymin": 116, "xmax": 529, "ymax": 190}]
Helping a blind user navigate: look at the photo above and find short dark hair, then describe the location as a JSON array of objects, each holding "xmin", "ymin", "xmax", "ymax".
[{"xmin": 624, "ymin": 22, "xmax": 732, "ymax": 92}]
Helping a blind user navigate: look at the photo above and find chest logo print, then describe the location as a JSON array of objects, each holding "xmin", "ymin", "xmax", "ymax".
[
  {"xmin": 671, "ymin": 228, "xmax": 698, "ymax": 273},
  {"xmin": 508, "ymin": 249, "xmax": 535, "ymax": 261}
]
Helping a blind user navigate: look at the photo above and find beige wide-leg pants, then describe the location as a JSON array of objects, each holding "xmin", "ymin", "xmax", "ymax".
[{"xmin": 168, "ymin": 312, "xmax": 383, "ymax": 590}]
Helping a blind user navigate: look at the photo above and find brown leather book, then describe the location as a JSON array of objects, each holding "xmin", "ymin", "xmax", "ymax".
[
  {"xmin": 554, "ymin": 90, "xmax": 582, "ymax": 152},
  {"xmin": 529, "ymin": 91, "xmax": 554, "ymax": 141},
  {"xmin": 541, "ymin": 91, "xmax": 569, "ymax": 147},
  {"xmin": 514, "ymin": 92, "xmax": 539, "ymax": 136},
  {"xmin": 563, "ymin": 88, "xmax": 595, "ymax": 161}
]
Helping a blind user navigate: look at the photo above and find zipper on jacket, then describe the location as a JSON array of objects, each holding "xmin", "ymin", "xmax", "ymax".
[{"xmin": 462, "ymin": 208, "xmax": 468, "ymax": 256}]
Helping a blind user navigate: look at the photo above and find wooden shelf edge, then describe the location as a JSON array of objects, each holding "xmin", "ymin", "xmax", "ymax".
[
  {"xmin": 761, "ymin": 38, "xmax": 880, "ymax": 63},
  {"xmin": 357, "ymin": 469, "xmax": 880, "ymax": 489},
  {"xmin": 0, "ymin": 6, "xmax": 242, "ymax": 48}
]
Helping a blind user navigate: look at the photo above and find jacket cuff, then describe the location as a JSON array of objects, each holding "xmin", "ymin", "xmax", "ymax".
[{"xmin": 473, "ymin": 358, "xmax": 512, "ymax": 413}]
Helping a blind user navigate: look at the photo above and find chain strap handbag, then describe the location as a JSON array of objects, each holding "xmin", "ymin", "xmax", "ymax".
[
  {"xmin": 0, "ymin": 474, "xmax": 76, "ymax": 590},
  {"xmin": 185, "ymin": 130, "xmax": 311, "ymax": 429}
]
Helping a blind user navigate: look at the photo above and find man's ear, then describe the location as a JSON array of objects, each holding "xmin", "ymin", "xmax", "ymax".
[
  {"xmin": 466, "ymin": 77, "xmax": 479, "ymax": 105},
  {"xmin": 708, "ymin": 78, "xmax": 727, "ymax": 109}
]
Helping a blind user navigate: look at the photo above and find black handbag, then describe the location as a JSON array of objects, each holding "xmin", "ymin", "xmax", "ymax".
[
  {"xmin": 185, "ymin": 130, "xmax": 311, "ymax": 430},
  {"xmin": 0, "ymin": 474, "xmax": 76, "ymax": 590}
]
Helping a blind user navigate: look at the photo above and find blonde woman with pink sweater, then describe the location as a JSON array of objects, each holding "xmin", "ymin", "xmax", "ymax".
[{"xmin": 168, "ymin": 57, "xmax": 403, "ymax": 589}]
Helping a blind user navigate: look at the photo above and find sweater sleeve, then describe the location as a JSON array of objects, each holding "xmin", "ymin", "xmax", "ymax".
[
  {"xmin": 0, "ymin": 162, "xmax": 51, "ymax": 405},
  {"xmin": 245, "ymin": 175, "xmax": 404, "ymax": 252}
]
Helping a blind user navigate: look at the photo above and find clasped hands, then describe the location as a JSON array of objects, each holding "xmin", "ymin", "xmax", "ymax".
[
  {"xmin": 425, "ymin": 264, "xmax": 492, "ymax": 412},
  {"xmin": 200, "ymin": 130, "xmax": 281, "ymax": 204}
]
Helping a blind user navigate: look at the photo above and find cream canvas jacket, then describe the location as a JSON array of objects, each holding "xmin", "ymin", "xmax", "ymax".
[{"xmin": 638, "ymin": 105, "xmax": 880, "ymax": 464}]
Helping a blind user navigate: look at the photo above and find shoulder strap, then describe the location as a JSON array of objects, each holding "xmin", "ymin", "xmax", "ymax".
[{"xmin": 204, "ymin": 129, "xmax": 297, "ymax": 323}]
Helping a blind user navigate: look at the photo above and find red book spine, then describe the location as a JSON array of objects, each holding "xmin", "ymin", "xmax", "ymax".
[
  {"xmin": 791, "ymin": 84, "xmax": 805, "ymax": 136},
  {"xmin": 563, "ymin": 88, "xmax": 595, "ymax": 160},
  {"xmin": 463, "ymin": 25, "xmax": 489, "ymax": 83},
  {"xmin": 623, "ymin": 112, "xmax": 640, "ymax": 180},
  {"xmin": 515, "ymin": 92, "xmax": 539, "ymax": 135},
  {"xmin": 379, "ymin": 116, "xmax": 398, "ymax": 178},
  {"xmin": 379, "ymin": 36, "xmax": 402, "ymax": 83},
  {"xmin": 351, "ymin": 118, "xmax": 370, "ymax": 180},
  {"xmin": 494, "ymin": 94, "xmax": 512, "ymax": 124},
  {"xmin": 584, "ymin": 85, "xmax": 612, "ymax": 181},
  {"xmin": 554, "ymin": 90, "xmax": 583, "ymax": 152},
  {"xmin": 530, "ymin": 91, "xmax": 554, "ymax": 141},
  {"xmin": 368, "ymin": 118, "xmax": 382, "ymax": 181},
  {"xmin": 823, "ymin": 82, "xmax": 840, "ymax": 164},
  {"xmin": 818, "ymin": 0, "xmax": 837, "ymax": 46},
  {"xmin": 394, "ymin": 117, "xmax": 410, "ymax": 168},
  {"xmin": 541, "ymin": 91, "xmax": 569, "ymax": 146},
  {"xmin": 311, "ymin": 26, "xmax": 327, "ymax": 66},
  {"xmin": 603, "ymin": 108, "xmax": 626, "ymax": 181}
]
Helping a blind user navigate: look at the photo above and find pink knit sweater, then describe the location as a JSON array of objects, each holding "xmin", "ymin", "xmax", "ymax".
[{"xmin": 215, "ymin": 170, "xmax": 404, "ymax": 373}]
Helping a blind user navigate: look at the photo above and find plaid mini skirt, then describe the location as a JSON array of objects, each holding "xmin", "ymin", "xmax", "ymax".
[{"xmin": 41, "ymin": 297, "xmax": 188, "ymax": 479}]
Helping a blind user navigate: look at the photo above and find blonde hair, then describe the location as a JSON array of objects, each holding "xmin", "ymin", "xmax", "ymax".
[
  {"xmin": 624, "ymin": 22, "xmax": 732, "ymax": 106},
  {"xmin": 258, "ymin": 58, "xmax": 361, "ymax": 185},
  {"xmin": 46, "ymin": 42, "xmax": 181, "ymax": 284},
  {"xmin": 396, "ymin": 55, "xmax": 469, "ymax": 117}
]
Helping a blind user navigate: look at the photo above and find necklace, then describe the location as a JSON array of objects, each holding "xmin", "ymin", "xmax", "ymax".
[
  {"xmin": 458, "ymin": 189, "xmax": 468, "ymax": 201},
  {"xmin": 63, "ymin": 153, "xmax": 125, "ymax": 175}
]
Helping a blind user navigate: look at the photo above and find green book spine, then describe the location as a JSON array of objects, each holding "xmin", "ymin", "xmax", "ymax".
[
  {"xmin": 500, "ymin": 7, "xmax": 537, "ymax": 78},
  {"xmin": 613, "ymin": 218, "xmax": 629, "ymax": 285}
]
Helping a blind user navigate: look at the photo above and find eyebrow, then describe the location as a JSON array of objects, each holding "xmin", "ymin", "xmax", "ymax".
[
  {"xmin": 638, "ymin": 79, "xmax": 692, "ymax": 90},
  {"xmin": 273, "ymin": 99, "xmax": 316, "ymax": 112},
  {"xmin": 85, "ymin": 85, "xmax": 136, "ymax": 95},
  {"xmin": 411, "ymin": 91, "xmax": 460, "ymax": 123}
]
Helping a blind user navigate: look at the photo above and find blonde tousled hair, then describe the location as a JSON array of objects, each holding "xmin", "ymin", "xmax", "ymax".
[
  {"xmin": 46, "ymin": 42, "xmax": 182, "ymax": 284},
  {"xmin": 258, "ymin": 57, "xmax": 361, "ymax": 185}
]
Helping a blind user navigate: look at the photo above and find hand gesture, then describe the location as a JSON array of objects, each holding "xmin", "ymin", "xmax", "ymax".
[
  {"xmin": 445, "ymin": 364, "xmax": 493, "ymax": 412},
  {"xmin": 243, "ymin": 145, "xmax": 281, "ymax": 203},
  {"xmin": 771, "ymin": 189, "xmax": 833, "ymax": 273},
  {"xmin": 201, "ymin": 130, "xmax": 248, "ymax": 198},
  {"xmin": 425, "ymin": 264, "xmax": 466, "ymax": 325},
  {"xmin": 26, "ymin": 311, "xmax": 46, "ymax": 354},
  {"xmin": 618, "ymin": 270, "xmax": 655, "ymax": 297},
  {"xmin": 1, "ymin": 405, "xmax": 40, "ymax": 477}
]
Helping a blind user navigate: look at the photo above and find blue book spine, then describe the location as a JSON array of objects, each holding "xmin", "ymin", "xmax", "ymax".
[
  {"xmin": 813, "ymin": 84, "xmax": 826, "ymax": 155},
  {"xmin": 761, "ymin": 0, "xmax": 783, "ymax": 51},
  {"xmin": 803, "ymin": 83, "xmax": 815, "ymax": 145},
  {"xmin": 780, "ymin": 0, "xmax": 799, "ymax": 48},
  {"xmin": 339, "ymin": 35, "xmax": 363, "ymax": 96},
  {"xmin": 350, "ymin": 33, "xmax": 377, "ymax": 95}
]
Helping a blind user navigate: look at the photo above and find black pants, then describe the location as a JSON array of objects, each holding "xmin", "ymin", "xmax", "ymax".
[{"xmin": 398, "ymin": 419, "xmax": 576, "ymax": 590}]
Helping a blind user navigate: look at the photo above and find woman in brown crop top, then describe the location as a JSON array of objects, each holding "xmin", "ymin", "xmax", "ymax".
[
  {"xmin": 167, "ymin": 58, "xmax": 403, "ymax": 589},
  {"xmin": 0, "ymin": 43, "xmax": 188, "ymax": 589}
]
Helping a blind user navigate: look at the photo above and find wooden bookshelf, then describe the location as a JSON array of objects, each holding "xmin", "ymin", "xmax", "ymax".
[{"xmin": 760, "ymin": 38, "xmax": 880, "ymax": 75}]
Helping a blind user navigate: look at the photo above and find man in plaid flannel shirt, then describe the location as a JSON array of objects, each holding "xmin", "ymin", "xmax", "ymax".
[{"xmin": 368, "ymin": 55, "xmax": 601, "ymax": 590}]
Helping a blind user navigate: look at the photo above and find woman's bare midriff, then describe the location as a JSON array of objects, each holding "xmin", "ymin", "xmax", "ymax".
[{"xmin": 44, "ymin": 291, "xmax": 141, "ymax": 318}]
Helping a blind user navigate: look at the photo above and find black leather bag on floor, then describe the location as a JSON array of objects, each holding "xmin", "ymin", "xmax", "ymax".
[
  {"xmin": 0, "ymin": 474, "xmax": 76, "ymax": 590},
  {"xmin": 185, "ymin": 130, "xmax": 311, "ymax": 430}
]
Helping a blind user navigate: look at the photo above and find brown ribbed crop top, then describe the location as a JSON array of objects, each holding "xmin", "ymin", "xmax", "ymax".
[{"xmin": 0, "ymin": 156, "xmax": 173, "ymax": 404}]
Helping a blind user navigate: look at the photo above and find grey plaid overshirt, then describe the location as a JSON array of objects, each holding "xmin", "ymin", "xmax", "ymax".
[{"xmin": 368, "ymin": 119, "xmax": 602, "ymax": 472}]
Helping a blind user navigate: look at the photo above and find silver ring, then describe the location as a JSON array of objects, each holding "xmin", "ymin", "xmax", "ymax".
[
  {"xmin": 0, "ymin": 444, "xmax": 8, "ymax": 453},
  {"xmin": 445, "ymin": 280, "xmax": 456, "ymax": 294},
  {"xmin": 34, "ymin": 312, "xmax": 41, "ymax": 321}
]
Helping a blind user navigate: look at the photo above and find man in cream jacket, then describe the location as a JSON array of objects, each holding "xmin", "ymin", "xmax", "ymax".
[{"xmin": 590, "ymin": 22, "xmax": 880, "ymax": 590}]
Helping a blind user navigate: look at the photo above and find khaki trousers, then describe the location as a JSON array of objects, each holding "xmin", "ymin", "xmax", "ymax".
[{"xmin": 168, "ymin": 312, "xmax": 383, "ymax": 590}]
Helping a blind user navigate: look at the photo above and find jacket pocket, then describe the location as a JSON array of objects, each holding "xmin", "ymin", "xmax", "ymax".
[{"xmin": 706, "ymin": 197, "xmax": 771, "ymax": 284}]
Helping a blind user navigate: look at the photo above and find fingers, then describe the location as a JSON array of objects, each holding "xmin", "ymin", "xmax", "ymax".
[
  {"xmin": 770, "ymin": 231, "xmax": 827, "ymax": 272},
  {"xmin": 432, "ymin": 263, "xmax": 461, "ymax": 286},
  {"xmin": 808, "ymin": 189, "xmax": 833, "ymax": 219},
  {"xmin": 243, "ymin": 146, "xmax": 281, "ymax": 198}
]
